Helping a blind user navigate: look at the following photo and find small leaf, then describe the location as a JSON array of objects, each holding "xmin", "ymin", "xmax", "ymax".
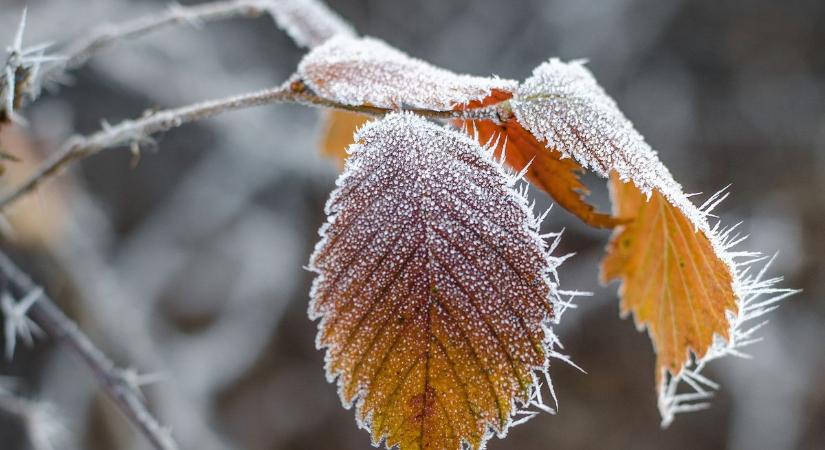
[
  {"xmin": 601, "ymin": 173, "xmax": 736, "ymax": 381},
  {"xmin": 310, "ymin": 113, "xmax": 563, "ymax": 450},
  {"xmin": 298, "ymin": 35, "xmax": 517, "ymax": 110},
  {"xmin": 459, "ymin": 91, "xmax": 621, "ymax": 228},
  {"xmin": 318, "ymin": 110, "xmax": 371, "ymax": 167}
]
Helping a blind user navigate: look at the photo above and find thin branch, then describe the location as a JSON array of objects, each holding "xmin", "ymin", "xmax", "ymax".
[
  {"xmin": 0, "ymin": 81, "xmax": 505, "ymax": 211},
  {"xmin": 39, "ymin": 0, "xmax": 271, "ymax": 85},
  {"xmin": 0, "ymin": 251, "xmax": 180, "ymax": 450}
]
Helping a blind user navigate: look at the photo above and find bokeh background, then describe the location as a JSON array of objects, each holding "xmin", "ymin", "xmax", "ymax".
[{"xmin": 0, "ymin": 0, "xmax": 823, "ymax": 449}]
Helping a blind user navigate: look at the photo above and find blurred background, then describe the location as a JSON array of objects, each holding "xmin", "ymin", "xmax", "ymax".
[{"xmin": 0, "ymin": 0, "xmax": 822, "ymax": 449}]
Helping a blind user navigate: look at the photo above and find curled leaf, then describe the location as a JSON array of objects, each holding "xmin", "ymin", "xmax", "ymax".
[
  {"xmin": 511, "ymin": 58, "xmax": 793, "ymax": 423},
  {"xmin": 512, "ymin": 59, "xmax": 690, "ymax": 206},
  {"xmin": 298, "ymin": 35, "xmax": 517, "ymax": 110},
  {"xmin": 601, "ymin": 174, "xmax": 736, "ymax": 379},
  {"xmin": 309, "ymin": 113, "xmax": 564, "ymax": 450}
]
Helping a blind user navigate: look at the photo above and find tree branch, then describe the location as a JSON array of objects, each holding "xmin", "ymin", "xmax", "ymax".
[
  {"xmin": 0, "ymin": 251, "xmax": 180, "ymax": 450},
  {"xmin": 40, "ymin": 0, "xmax": 270, "ymax": 84},
  {"xmin": 2, "ymin": 0, "xmax": 354, "ymax": 122},
  {"xmin": 0, "ymin": 81, "xmax": 504, "ymax": 211}
]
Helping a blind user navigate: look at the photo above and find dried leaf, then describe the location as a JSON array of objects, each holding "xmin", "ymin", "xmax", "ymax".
[
  {"xmin": 298, "ymin": 35, "xmax": 517, "ymax": 110},
  {"xmin": 310, "ymin": 113, "xmax": 563, "ymax": 450},
  {"xmin": 512, "ymin": 59, "xmax": 793, "ymax": 423},
  {"xmin": 601, "ymin": 173, "xmax": 737, "ymax": 381},
  {"xmin": 318, "ymin": 110, "xmax": 371, "ymax": 167}
]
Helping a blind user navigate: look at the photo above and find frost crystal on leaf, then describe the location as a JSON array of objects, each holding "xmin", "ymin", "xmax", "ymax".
[
  {"xmin": 297, "ymin": 35, "xmax": 518, "ymax": 110},
  {"xmin": 308, "ymin": 113, "xmax": 568, "ymax": 450},
  {"xmin": 511, "ymin": 59, "xmax": 693, "ymax": 215},
  {"xmin": 264, "ymin": 0, "xmax": 356, "ymax": 49}
]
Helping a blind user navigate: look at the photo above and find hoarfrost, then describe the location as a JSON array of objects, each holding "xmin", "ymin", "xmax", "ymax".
[
  {"xmin": 264, "ymin": 0, "xmax": 356, "ymax": 49},
  {"xmin": 297, "ymin": 35, "xmax": 518, "ymax": 110}
]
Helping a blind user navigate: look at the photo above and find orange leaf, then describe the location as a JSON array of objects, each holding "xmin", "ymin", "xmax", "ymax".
[
  {"xmin": 601, "ymin": 173, "xmax": 737, "ymax": 385},
  {"xmin": 310, "ymin": 114, "xmax": 562, "ymax": 450},
  {"xmin": 319, "ymin": 109, "xmax": 371, "ymax": 167}
]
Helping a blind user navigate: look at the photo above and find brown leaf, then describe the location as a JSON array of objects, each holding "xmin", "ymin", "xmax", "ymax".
[
  {"xmin": 310, "ymin": 113, "xmax": 562, "ymax": 450},
  {"xmin": 318, "ymin": 110, "xmax": 371, "ymax": 167},
  {"xmin": 601, "ymin": 173, "xmax": 737, "ymax": 384}
]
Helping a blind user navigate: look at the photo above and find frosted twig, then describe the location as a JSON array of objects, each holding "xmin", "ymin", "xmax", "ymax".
[
  {"xmin": 37, "ymin": 0, "xmax": 271, "ymax": 86},
  {"xmin": 0, "ymin": 82, "xmax": 505, "ymax": 211},
  {"xmin": 0, "ymin": 251, "xmax": 180, "ymax": 450},
  {"xmin": 3, "ymin": 0, "xmax": 354, "ymax": 120}
]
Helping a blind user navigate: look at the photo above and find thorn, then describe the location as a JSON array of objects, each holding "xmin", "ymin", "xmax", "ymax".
[
  {"xmin": 11, "ymin": 8, "xmax": 28, "ymax": 54},
  {"xmin": 117, "ymin": 368, "xmax": 166, "ymax": 400},
  {"xmin": 2, "ymin": 288, "xmax": 44, "ymax": 359}
]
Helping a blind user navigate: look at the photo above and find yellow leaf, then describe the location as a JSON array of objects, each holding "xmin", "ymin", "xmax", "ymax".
[
  {"xmin": 601, "ymin": 173, "xmax": 737, "ymax": 384},
  {"xmin": 310, "ymin": 114, "xmax": 562, "ymax": 450},
  {"xmin": 319, "ymin": 110, "xmax": 371, "ymax": 167}
]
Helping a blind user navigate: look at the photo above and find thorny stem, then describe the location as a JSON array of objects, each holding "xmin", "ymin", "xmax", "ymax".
[
  {"xmin": 0, "ymin": 83, "xmax": 506, "ymax": 211},
  {"xmin": 0, "ymin": 251, "xmax": 180, "ymax": 450},
  {"xmin": 38, "ymin": 0, "xmax": 271, "ymax": 86}
]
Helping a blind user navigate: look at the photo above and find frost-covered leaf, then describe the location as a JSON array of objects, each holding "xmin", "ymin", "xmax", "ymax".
[
  {"xmin": 601, "ymin": 173, "xmax": 795, "ymax": 424},
  {"xmin": 459, "ymin": 90, "xmax": 621, "ymax": 229},
  {"xmin": 265, "ymin": 0, "xmax": 356, "ymax": 49},
  {"xmin": 297, "ymin": 35, "xmax": 517, "ymax": 110},
  {"xmin": 511, "ymin": 58, "xmax": 686, "ymax": 205},
  {"xmin": 318, "ymin": 110, "xmax": 371, "ymax": 167},
  {"xmin": 511, "ymin": 58, "xmax": 793, "ymax": 423},
  {"xmin": 309, "ymin": 113, "xmax": 564, "ymax": 450}
]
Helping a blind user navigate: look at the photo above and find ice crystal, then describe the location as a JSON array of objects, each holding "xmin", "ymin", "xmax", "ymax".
[
  {"xmin": 308, "ymin": 113, "xmax": 571, "ymax": 449},
  {"xmin": 297, "ymin": 35, "xmax": 518, "ymax": 110}
]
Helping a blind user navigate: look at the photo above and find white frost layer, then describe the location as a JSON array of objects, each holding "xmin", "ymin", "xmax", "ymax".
[
  {"xmin": 513, "ymin": 58, "xmax": 794, "ymax": 425},
  {"xmin": 298, "ymin": 35, "xmax": 518, "ymax": 110},
  {"xmin": 265, "ymin": 0, "xmax": 356, "ymax": 48}
]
